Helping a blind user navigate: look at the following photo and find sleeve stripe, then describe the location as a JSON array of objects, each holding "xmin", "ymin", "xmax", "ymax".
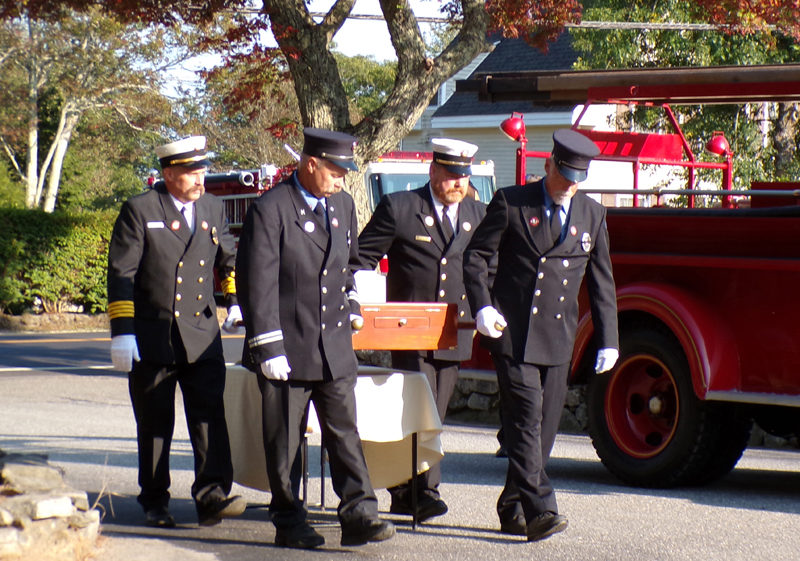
[
  {"xmin": 248, "ymin": 330, "xmax": 283, "ymax": 348},
  {"xmin": 107, "ymin": 300, "xmax": 134, "ymax": 319}
]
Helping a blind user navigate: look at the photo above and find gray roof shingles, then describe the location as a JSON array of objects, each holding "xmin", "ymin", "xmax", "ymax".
[{"xmin": 434, "ymin": 33, "xmax": 577, "ymax": 117}]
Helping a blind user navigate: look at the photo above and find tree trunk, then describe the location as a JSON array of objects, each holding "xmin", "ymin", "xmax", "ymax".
[
  {"xmin": 42, "ymin": 111, "xmax": 80, "ymax": 213},
  {"xmin": 773, "ymin": 102, "xmax": 799, "ymax": 178},
  {"xmin": 24, "ymin": 80, "xmax": 39, "ymax": 209},
  {"xmin": 263, "ymin": 0, "xmax": 491, "ymax": 223}
]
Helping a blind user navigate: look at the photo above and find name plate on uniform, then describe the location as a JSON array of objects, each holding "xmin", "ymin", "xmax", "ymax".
[{"xmin": 352, "ymin": 302, "xmax": 458, "ymax": 351}]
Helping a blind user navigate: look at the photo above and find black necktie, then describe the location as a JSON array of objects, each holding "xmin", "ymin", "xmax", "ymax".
[
  {"xmin": 441, "ymin": 205, "xmax": 454, "ymax": 242},
  {"xmin": 314, "ymin": 202, "xmax": 328, "ymax": 231},
  {"xmin": 550, "ymin": 203, "xmax": 562, "ymax": 245},
  {"xmin": 181, "ymin": 206, "xmax": 193, "ymax": 232}
]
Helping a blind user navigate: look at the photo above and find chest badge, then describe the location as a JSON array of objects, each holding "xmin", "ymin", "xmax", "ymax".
[
  {"xmin": 462, "ymin": 221, "xmax": 472, "ymax": 232},
  {"xmin": 211, "ymin": 226, "xmax": 219, "ymax": 245},
  {"xmin": 304, "ymin": 221, "xmax": 316, "ymax": 233},
  {"xmin": 529, "ymin": 216, "xmax": 540, "ymax": 227},
  {"xmin": 581, "ymin": 232, "xmax": 592, "ymax": 252},
  {"xmin": 424, "ymin": 215, "xmax": 435, "ymax": 227},
  {"xmin": 201, "ymin": 220, "xmax": 209, "ymax": 231},
  {"xmin": 170, "ymin": 220, "xmax": 181, "ymax": 231},
  {"xmin": 331, "ymin": 217, "xmax": 339, "ymax": 228}
]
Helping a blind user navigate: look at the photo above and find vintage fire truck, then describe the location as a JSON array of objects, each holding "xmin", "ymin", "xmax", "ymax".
[
  {"xmin": 458, "ymin": 63, "xmax": 800, "ymax": 487},
  {"xmin": 203, "ymin": 164, "xmax": 294, "ymax": 238}
]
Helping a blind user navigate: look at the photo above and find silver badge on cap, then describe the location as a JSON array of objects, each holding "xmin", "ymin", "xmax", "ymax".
[
  {"xmin": 305, "ymin": 221, "xmax": 316, "ymax": 233},
  {"xmin": 424, "ymin": 215, "xmax": 434, "ymax": 227},
  {"xmin": 581, "ymin": 232, "xmax": 592, "ymax": 252},
  {"xmin": 463, "ymin": 221, "xmax": 472, "ymax": 232}
]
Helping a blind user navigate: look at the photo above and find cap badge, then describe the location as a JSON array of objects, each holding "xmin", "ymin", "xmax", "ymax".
[
  {"xmin": 304, "ymin": 221, "xmax": 316, "ymax": 233},
  {"xmin": 201, "ymin": 220, "xmax": 209, "ymax": 231},
  {"xmin": 463, "ymin": 221, "xmax": 472, "ymax": 232},
  {"xmin": 581, "ymin": 232, "xmax": 592, "ymax": 252},
  {"xmin": 529, "ymin": 216, "xmax": 540, "ymax": 227},
  {"xmin": 170, "ymin": 220, "xmax": 181, "ymax": 231},
  {"xmin": 331, "ymin": 217, "xmax": 339, "ymax": 228},
  {"xmin": 570, "ymin": 225, "xmax": 578, "ymax": 236},
  {"xmin": 424, "ymin": 215, "xmax": 435, "ymax": 227}
]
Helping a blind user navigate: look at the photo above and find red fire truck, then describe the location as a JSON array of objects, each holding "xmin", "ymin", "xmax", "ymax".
[
  {"xmin": 203, "ymin": 164, "xmax": 295, "ymax": 238},
  {"xmin": 459, "ymin": 63, "xmax": 800, "ymax": 487}
]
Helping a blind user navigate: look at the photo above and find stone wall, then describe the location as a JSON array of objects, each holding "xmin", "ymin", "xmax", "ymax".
[
  {"xmin": 0, "ymin": 451, "xmax": 100, "ymax": 560},
  {"xmin": 446, "ymin": 369, "xmax": 589, "ymax": 434}
]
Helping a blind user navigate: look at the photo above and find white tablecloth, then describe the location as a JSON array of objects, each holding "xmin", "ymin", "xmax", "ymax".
[{"xmin": 223, "ymin": 365, "xmax": 444, "ymax": 491}]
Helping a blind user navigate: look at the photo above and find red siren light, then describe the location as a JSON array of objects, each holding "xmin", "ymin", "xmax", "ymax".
[
  {"xmin": 705, "ymin": 131, "xmax": 732, "ymax": 156},
  {"xmin": 500, "ymin": 112, "xmax": 526, "ymax": 142}
]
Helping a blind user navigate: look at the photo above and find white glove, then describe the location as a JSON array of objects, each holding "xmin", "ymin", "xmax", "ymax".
[
  {"xmin": 476, "ymin": 306, "xmax": 507, "ymax": 338},
  {"xmin": 350, "ymin": 313, "xmax": 364, "ymax": 331},
  {"xmin": 595, "ymin": 347, "xmax": 619, "ymax": 373},
  {"xmin": 110, "ymin": 334, "xmax": 140, "ymax": 372},
  {"xmin": 259, "ymin": 355, "xmax": 291, "ymax": 381},
  {"xmin": 222, "ymin": 305, "xmax": 244, "ymax": 334}
]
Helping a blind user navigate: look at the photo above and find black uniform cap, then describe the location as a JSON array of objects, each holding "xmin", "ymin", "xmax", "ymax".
[
  {"xmin": 551, "ymin": 129, "xmax": 600, "ymax": 183},
  {"xmin": 302, "ymin": 127, "xmax": 359, "ymax": 172}
]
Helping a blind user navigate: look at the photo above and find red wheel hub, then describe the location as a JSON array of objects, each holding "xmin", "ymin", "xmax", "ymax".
[{"xmin": 604, "ymin": 353, "xmax": 679, "ymax": 459}]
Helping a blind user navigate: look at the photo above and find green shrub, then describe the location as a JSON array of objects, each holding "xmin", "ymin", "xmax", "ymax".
[{"xmin": 0, "ymin": 209, "xmax": 115, "ymax": 314}]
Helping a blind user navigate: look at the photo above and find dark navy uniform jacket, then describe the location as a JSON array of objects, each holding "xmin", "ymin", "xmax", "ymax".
[
  {"xmin": 107, "ymin": 183, "xmax": 237, "ymax": 364},
  {"xmin": 464, "ymin": 180, "xmax": 618, "ymax": 366},
  {"xmin": 357, "ymin": 185, "xmax": 486, "ymax": 361},
  {"xmin": 236, "ymin": 176, "xmax": 361, "ymax": 381}
]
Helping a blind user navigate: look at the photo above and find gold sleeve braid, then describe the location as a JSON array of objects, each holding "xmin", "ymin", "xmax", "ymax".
[
  {"xmin": 220, "ymin": 271, "xmax": 236, "ymax": 296},
  {"xmin": 107, "ymin": 300, "xmax": 134, "ymax": 319}
]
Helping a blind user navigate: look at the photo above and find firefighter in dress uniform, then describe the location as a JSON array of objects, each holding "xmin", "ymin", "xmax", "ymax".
[
  {"xmin": 107, "ymin": 136, "xmax": 246, "ymax": 528},
  {"xmin": 356, "ymin": 138, "xmax": 485, "ymax": 522},
  {"xmin": 463, "ymin": 129, "xmax": 620, "ymax": 542},
  {"xmin": 235, "ymin": 128, "xmax": 395, "ymax": 550}
]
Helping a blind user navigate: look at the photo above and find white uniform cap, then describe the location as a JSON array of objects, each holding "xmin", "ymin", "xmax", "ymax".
[
  {"xmin": 155, "ymin": 135, "xmax": 210, "ymax": 169},
  {"xmin": 431, "ymin": 138, "xmax": 478, "ymax": 176}
]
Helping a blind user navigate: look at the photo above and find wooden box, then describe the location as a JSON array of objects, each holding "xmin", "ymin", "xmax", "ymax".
[{"xmin": 352, "ymin": 302, "xmax": 458, "ymax": 351}]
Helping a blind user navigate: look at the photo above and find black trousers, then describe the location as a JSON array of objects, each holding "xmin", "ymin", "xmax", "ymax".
[
  {"xmin": 491, "ymin": 353, "xmax": 570, "ymax": 524},
  {"xmin": 128, "ymin": 354, "xmax": 233, "ymax": 515},
  {"xmin": 388, "ymin": 351, "xmax": 459, "ymax": 503},
  {"xmin": 257, "ymin": 374, "xmax": 378, "ymax": 530}
]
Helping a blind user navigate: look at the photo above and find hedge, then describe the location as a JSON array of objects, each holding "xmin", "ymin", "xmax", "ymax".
[{"xmin": 0, "ymin": 208, "xmax": 116, "ymax": 315}]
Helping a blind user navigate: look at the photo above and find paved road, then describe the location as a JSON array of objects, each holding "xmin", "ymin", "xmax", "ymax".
[{"xmin": 1, "ymin": 332, "xmax": 800, "ymax": 560}]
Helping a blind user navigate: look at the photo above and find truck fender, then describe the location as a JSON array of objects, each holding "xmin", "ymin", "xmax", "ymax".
[{"xmin": 572, "ymin": 282, "xmax": 740, "ymax": 399}]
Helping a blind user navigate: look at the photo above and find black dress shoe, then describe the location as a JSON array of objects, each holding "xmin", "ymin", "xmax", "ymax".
[
  {"xmin": 499, "ymin": 515, "xmax": 526, "ymax": 536},
  {"xmin": 198, "ymin": 495, "xmax": 247, "ymax": 526},
  {"xmin": 526, "ymin": 512, "xmax": 568, "ymax": 542},
  {"xmin": 389, "ymin": 496, "xmax": 448, "ymax": 522},
  {"xmin": 275, "ymin": 523, "xmax": 325, "ymax": 549},
  {"xmin": 340, "ymin": 518, "xmax": 395, "ymax": 546},
  {"xmin": 144, "ymin": 506, "xmax": 175, "ymax": 528}
]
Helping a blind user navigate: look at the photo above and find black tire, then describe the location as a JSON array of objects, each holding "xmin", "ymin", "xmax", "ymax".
[{"xmin": 587, "ymin": 324, "xmax": 752, "ymax": 488}]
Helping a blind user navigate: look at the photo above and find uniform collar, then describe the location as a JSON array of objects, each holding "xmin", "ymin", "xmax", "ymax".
[
  {"xmin": 292, "ymin": 171, "xmax": 326, "ymax": 211},
  {"xmin": 541, "ymin": 178, "xmax": 571, "ymax": 215},
  {"xmin": 428, "ymin": 184, "xmax": 459, "ymax": 219}
]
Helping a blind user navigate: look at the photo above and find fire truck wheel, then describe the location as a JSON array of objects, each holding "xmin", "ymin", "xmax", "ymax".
[{"xmin": 587, "ymin": 324, "xmax": 751, "ymax": 488}]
